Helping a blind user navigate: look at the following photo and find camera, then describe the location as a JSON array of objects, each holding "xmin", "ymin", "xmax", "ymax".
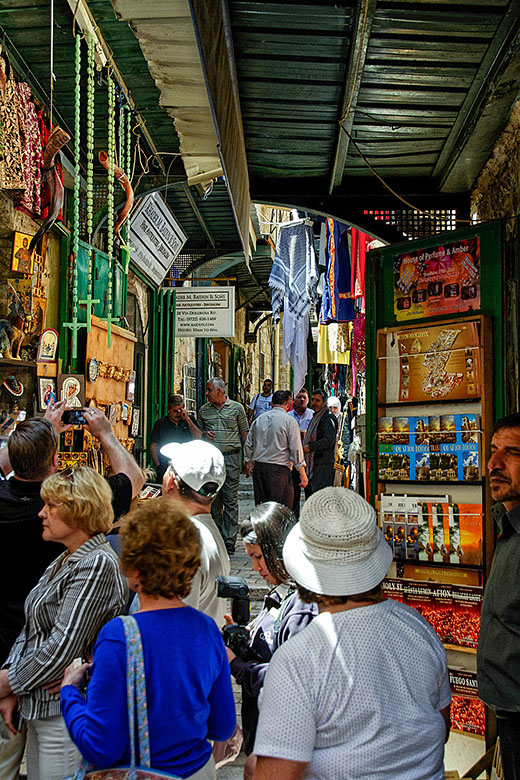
[
  {"xmin": 216, "ymin": 575, "xmax": 263, "ymax": 662},
  {"xmin": 62, "ymin": 409, "xmax": 87, "ymax": 425}
]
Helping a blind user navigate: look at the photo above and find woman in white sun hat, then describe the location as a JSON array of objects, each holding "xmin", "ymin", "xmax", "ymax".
[{"xmin": 249, "ymin": 487, "xmax": 452, "ymax": 780}]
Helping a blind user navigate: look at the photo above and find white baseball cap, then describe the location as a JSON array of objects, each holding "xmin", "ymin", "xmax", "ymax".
[
  {"xmin": 160, "ymin": 440, "xmax": 226, "ymax": 498},
  {"xmin": 283, "ymin": 487, "xmax": 392, "ymax": 595}
]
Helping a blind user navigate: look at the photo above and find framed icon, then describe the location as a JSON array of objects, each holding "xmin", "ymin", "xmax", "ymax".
[
  {"xmin": 57, "ymin": 374, "xmax": 85, "ymax": 408},
  {"xmin": 37, "ymin": 328, "xmax": 59, "ymax": 362},
  {"xmin": 11, "ymin": 232, "xmax": 34, "ymax": 275},
  {"xmin": 38, "ymin": 377, "xmax": 57, "ymax": 411}
]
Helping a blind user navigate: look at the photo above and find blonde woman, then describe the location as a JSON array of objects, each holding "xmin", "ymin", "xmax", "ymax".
[{"xmin": 0, "ymin": 467, "xmax": 128, "ymax": 780}]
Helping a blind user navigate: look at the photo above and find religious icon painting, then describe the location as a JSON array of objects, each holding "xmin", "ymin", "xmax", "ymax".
[
  {"xmin": 57, "ymin": 374, "xmax": 85, "ymax": 408},
  {"xmin": 30, "ymin": 296, "xmax": 47, "ymax": 335},
  {"xmin": 11, "ymin": 232, "xmax": 34, "ymax": 275},
  {"xmin": 38, "ymin": 377, "xmax": 57, "ymax": 412},
  {"xmin": 7, "ymin": 278, "xmax": 32, "ymax": 320},
  {"xmin": 37, "ymin": 328, "xmax": 59, "ymax": 362}
]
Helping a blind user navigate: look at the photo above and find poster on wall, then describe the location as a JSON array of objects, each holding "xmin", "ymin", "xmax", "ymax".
[
  {"xmin": 393, "ymin": 237, "xmax": 480, "ymax": 321},
  {"xmin": 397, "ymin": 321, "xmax": 480, "ymax": 402}
]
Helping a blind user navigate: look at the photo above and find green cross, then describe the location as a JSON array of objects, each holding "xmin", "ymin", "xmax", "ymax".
[
  {"xmin": 78, "ymin": 293, "xmax": 100, "ymax": 332},
  {"xmin": 63, "ymin": 317, "xmax": 86, "ymax": 359},
  {"xmin": 98, "ymin": 311, "xmax": 120, "ymax": 348}
]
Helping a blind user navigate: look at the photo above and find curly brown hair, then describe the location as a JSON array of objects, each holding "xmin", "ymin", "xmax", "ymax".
[{"xmin": 119, "ymin": 497, "xmax": 201, "ymax": 599}]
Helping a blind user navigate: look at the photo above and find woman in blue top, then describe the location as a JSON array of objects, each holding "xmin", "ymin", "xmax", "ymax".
[{"xmin": 60, "ymin": 497, "xmax": 236, "ymax": 780}]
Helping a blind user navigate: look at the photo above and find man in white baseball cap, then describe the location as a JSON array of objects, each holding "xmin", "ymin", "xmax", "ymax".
[
  {"xmin": 161, "ymin": 440, "xmax": 230, "ymax": 625},
  {"xmin": 250, "ymin": 487, "xmax": 451, "ymax": 780}
]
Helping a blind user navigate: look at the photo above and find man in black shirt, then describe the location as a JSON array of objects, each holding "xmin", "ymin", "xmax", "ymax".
[
  {"xmin": 0, "ymin": 401, "xmax": 144, "ymax": 666},
  {"xmin": 478, "ymin": 413, "xmax": 520, "ymax": 779},
  {"xmin": 150, "ymin": 394, "xmax": 201, "ymax": 482}
]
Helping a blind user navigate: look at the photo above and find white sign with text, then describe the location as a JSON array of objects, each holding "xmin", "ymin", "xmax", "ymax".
[
  {"xmin": 175, "ymin": 287, "xmax": 235, "ymax": 338},
  {"xmin": 130, "ymin": 193, "xmax": 187, "ymax": 286}
]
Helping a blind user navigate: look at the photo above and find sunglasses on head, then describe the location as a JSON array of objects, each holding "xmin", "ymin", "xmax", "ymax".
[{"xmin": 197, "ymin": 481, "xmax": 220, "ymax": 498}]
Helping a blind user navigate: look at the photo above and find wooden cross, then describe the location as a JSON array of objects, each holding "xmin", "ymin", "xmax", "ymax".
[
  {"xmin": 63, "ymin": 317, "xmax": 86, "ymax": 359},
  {"xmin": 78, "ymin": 293, "xmax": 100, "ymax": 332}
]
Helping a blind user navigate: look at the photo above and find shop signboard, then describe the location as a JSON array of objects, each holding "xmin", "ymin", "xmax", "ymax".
[
  {"xmin": 396, "ymin": 320, "xmax": 480, "ymax": 402},
  {"xmin": 175, "ymin": 287, "xmax": 235, "ymax": 338},
  {"xmin": 393, "ymin": 237, "xmax": 480, "ymax": 321},
  {"xmin": 129, "ymin": 193, "xmax": 187, "ymax": 286}
]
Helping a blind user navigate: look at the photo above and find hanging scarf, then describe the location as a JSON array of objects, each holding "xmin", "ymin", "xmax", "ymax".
[
  {"xmin": 269, "ymin": 221, "xmax": 318, "ymax": 324},
  {"xmin": 303, "ymin": 405, "xmax": 328, "ymax": 479},
  {"xmin": 320, "ymin": 218, "xmax": 355, "ymax": 324}
]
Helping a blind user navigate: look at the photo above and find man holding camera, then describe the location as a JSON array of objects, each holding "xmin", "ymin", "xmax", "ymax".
[
  {"xmin": 150, "ymin": 394, "xmax": 201, "ymax": 483},
  {"xmin": 161, "ymin": 439, "xmax": 230, "ymax": 626}
]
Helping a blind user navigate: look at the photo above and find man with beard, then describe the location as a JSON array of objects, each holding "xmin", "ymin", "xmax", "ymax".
[
  {"xmin": 302, "ymin": 390, "xmax": 338, "ymax": 497},
  {"xmin": 478, "ymin": 413, "xmax": 520, "ymax": 779}
]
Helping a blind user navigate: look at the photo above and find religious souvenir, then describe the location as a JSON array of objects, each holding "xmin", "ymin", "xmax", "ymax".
[
  {"xmin": 57, "ymin": 374, "xmax": 85, "ymax": 408},
  {"xmin": 37, "ymin": 328, "xmax": 59, "ymax": 362},
  {"xmin": 38, "ymin": 377, "xmax": 56, "ymax": 411}
]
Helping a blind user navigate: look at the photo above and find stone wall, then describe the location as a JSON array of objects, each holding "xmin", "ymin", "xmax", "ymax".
[{"xmin": 471, "ymin": 101, "xmax": 520, "ymax": 236}]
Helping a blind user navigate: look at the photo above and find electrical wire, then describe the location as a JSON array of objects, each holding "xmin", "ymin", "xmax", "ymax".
[{"xmin": 339, "ymin": 123, "xmax": 473, "ymax": 224}]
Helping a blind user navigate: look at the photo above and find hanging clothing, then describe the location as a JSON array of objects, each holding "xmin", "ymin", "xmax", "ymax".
[
  {"xmin": 0, "ymin": 56, "xmax": 25, "ymax": 191},
  {"xmin": 282, "ymin": 308, "xmax": 309, "ymax": 394},
  {"xmin": 317, "ymin": 323, "xmax": 352, "ymax": 365},
  {"xmin": 350, "ymin": 228, "xmax": 369, "ymax": 313},
  {"xmin": 351, "ymin": 314, "xmax": 366, "ymax": 394},
  {"xmin": 320, "ymin": 218, "xmax": 355, "ymax": 324},
  {"xmin": 14, "ymin": 83, "xmax": 42, "ymax": 217},
  {"xmin": 269, "ymin": 221, "xmax": 317, "ymax": 324}
]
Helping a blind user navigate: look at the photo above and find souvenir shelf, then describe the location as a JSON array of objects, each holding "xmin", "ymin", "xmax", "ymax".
[{"xmin": 375, "ymin": 315, "xmax": 494, "ymax": 675}]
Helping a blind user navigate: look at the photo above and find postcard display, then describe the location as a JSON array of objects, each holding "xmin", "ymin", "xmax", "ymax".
[{"xmin": 376, "ymin": 314, "xmax": 493, "ymax": 740}]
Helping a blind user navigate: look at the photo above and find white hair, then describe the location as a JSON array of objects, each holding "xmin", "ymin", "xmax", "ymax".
[{"xmin": 208, "ymin": 377, "xmax": 227, "ymax": 393}]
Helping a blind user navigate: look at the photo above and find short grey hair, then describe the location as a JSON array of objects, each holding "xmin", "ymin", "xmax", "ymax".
[{"xmin": 208, "ymin": 377, "xmax": 227, "ymax": 393}]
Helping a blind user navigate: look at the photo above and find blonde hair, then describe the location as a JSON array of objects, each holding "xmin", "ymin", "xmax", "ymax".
[
  {"xmin": 41, "ymin": 467, "xmax": 114, "ymax": 535},
  {"xmin": 119, "ymin": 497, "xmax": 201, "ymax": 599}
]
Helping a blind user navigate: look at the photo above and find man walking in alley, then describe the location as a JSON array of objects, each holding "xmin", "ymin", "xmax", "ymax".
[
  {"xmin": 244, "ymin": 389, "xmax": 308, "ymax": 508},
  {"xmin": 303, "ymin": 389, "xmax": 338, "ymax": 496},
  {"xmin": 248, "ymin": 378, "xmax": 273, "ymax": 425},
  {"xmin": 161, "ymin": 439, "xmax": 230, "ymax": 626},
  {"xmin": 288, "ymin": 388, "xmax": 314, "ymax": 516},
  {"xmin": 198, "ymin": 378, "xmax": 249, "ymax": 554},
  {"xmin": 149, "ymin": 394, "xmax": 201, "ymax": 482},
  {"xmin": 477, "ymin": 413, "xmax": 520, "ymax": 778}
]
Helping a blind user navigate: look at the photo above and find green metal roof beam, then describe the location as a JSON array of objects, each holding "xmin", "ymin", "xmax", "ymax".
[
  {"xmin": 182, "ymin": 183, "xmax": 216, "ymax": 250},
  {"xmin": 329, "ymin": 0, "xmax": 377, "ymax": 193}
]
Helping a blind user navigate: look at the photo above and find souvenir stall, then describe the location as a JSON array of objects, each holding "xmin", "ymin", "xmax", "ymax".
[
  {"xmin": 0, "ymin": 44, "xmax": 66, "ymax": 442},
  {"xmin": 366, "ymin": 221, "xmax": 504, "ymax": 770}
]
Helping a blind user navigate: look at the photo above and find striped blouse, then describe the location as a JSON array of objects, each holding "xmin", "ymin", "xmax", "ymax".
[{"xmin": 6, "ymin": 534, "xmax": 127, "ymax": 720}]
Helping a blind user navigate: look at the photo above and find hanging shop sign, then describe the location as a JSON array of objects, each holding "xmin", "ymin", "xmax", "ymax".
[
  {"xmin": 129, "ymin": 193, "xmax": 187, "ymax": 286},
  {"xmin": 175, "ymin": 287, "xmax": 235, "ymax": 338},
  {"xmin": 393, "ymin": 237, "xmax": 480, "ymax": 321}
]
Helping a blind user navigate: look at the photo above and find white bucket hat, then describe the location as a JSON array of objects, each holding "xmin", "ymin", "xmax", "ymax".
[
  {"xmin": 283, "ymin": 487, "xmax": 392, "ymax": 595},
  {"xmin": 160, "ymin": 440, "xmax": 226, "ymax": 498}
]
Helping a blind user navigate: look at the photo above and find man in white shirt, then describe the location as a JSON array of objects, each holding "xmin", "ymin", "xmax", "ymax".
[
  {"xmin": 288, "ymin": 389, "xmax": 314, "ymax": 517},
  {"xmin": 250, "ymin": 488, "xmax": 451, "ymax": 780},
  {"xmin": 161, "ymin": 440, "xmax": 230, "ymax": 626},
  {"xmin": 248, "ymin": 378, "xmax": 274, "ymax": 425},
  {"xmin": 244, "ymin": 390, "xmax": 308, "ymax": 509}
]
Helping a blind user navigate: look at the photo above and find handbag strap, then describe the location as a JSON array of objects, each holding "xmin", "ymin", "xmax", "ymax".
[{"xmin": 121, "ymin": 615, "xmax": 152, "ymax": 773}]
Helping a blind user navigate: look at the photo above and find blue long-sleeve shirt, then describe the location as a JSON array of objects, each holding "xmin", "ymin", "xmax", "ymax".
[{"xmin": 61, "ymin": 608, "xmax": 236, "ymax": 778}]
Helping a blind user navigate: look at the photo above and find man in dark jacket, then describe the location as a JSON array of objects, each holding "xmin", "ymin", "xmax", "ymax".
[{"xmin": 303, "ymin": 389, "xmax": 338, "ymax": 496}]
